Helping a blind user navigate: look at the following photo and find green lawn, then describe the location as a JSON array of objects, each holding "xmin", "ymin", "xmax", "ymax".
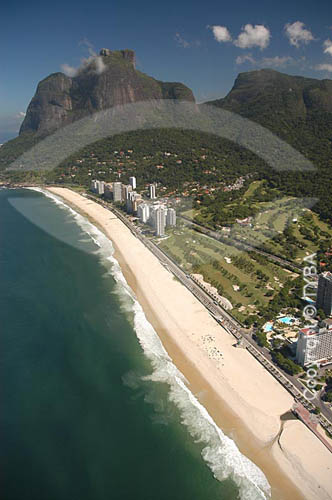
[{"xmin": 159, "ymin": 223, "xmax": 294, "ymax": 321}]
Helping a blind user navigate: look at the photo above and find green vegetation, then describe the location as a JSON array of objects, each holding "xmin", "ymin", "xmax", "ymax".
[
  {"xmin": 322, "ymin": 372, "xmax": 332, "ymax": 403},
  {"xmin": 157, "ymin": 222, "xmax": 298, "ymax": 324},
  {"xmin": 209, "ymin": 70, "xmax": 332, "ymax": 224},
  {"xmin": 51, "ymin": 128, "xmax": 266, "ymax": 190},
  {"xmin": 254, "ymin": 331, "xmax": 269, "ymax": 348},
  {"xmin": 2, "ymin": 67, "xmax": 332, "ymax": 389},
  {"xmin": 271, "ymin": 351, "xmax": 302, "ymax": 375}
]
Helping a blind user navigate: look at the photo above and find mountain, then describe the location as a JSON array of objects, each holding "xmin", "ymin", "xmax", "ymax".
[
  {"xmin": 20, "ymin": 49, "xmax": 194, "ymax": 137},
  {"xmin": 206, "ymin": 68, "xmax": 332, "ymax": 155},
  {"xmin": 0, "ymin": 49, "xmax": 194, "ymax": 169},
  {"xmin": 207, "ymin": 68, "xmax": 332, "ymax": 220},
  {"xmin": 2, "ymin": 66, "xmax": 332, "ymax": 222},
  {"xmin": 208, "ymin": 68, "xmax": 332, "ymax": 116}
]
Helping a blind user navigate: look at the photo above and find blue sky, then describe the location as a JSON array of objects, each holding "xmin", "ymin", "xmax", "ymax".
[{"xmin": 1, "ymin": 0, "xmax": 332, "ymax": 142}]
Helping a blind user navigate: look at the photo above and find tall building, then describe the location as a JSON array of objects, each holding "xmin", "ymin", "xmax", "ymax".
[
  {"xmin": 122, "ymin": 184, "xmax": 132, "ymax": 201},
  {"xmin": 150, "ymin": 205, "xmax": 166, "ymax": 237},
  {"xmin": 296, "ymin": 319, "xmax": 332, "ymax": 366},
  {"xmin": 129, "ymin": 176, "xmax": 137, "ymax": 190},
  {"xmin": 149, "ymin": 184, "xmax": 156, "ymax": 200},
  {"xmin": 126, "ymin": 191, "xmax": 142, "ymax": 214},
  {"xmin": 166, "ymin": 208, "xmax": 176, "ymax": 227},
  {"xmin": 104, "ymin": 183, "xmax": 113, "ymax": 200},
  {"xmin": 91, "ymin": 179, "xmax": 105, "ymax": 195},
  {"xmin": 316, "ymin": 272, "xmax": 332, "ymax": 316},
  {"xmin": 112, "ymin": 182, "xmax": 123, "ymax": 202},
  {"xmin": 137, "ymin": 203, "xmax": 150, "ymax": 223},
  {"xmin": 126, "ymin": 192, "xmax": 134, "ymax": 213}
]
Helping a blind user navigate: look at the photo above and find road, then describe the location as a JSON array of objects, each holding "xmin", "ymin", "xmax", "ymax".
[{"xmin": 88, "ymin": 194, "xmax": 332, "ymax": 436}]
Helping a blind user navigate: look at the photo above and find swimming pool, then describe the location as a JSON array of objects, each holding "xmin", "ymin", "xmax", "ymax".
[
  {"xmin": 278, "ymin": 316, "xmax": 294, "ymax": 325},
  {"xmin": 263, "ymin": 322, "xmax": 273, "ymax": 332}
]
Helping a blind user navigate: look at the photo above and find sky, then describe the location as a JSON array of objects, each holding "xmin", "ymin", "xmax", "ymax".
[{"xmin": 1, "ymin": 0, "xmax": 332, "ymax": 142}]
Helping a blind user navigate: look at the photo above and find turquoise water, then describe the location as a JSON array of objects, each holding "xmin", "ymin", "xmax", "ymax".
[
  {"xmin": 0, "ymin": 188, "xmax": 270, "ymax": 500},
  {"xmin": 278, "ymin": 317, "xmax": 294, "ymax": 324}
]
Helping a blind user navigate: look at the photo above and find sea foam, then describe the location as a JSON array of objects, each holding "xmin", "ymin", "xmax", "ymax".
[{"xmin": 31, "ymin": 188, "xmax": 271, "ymax": 500}]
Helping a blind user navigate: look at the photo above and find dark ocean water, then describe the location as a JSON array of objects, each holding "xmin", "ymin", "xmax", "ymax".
[{"xmin": 0, "ymin": 188, "xmax": 269, "ymax": 500}]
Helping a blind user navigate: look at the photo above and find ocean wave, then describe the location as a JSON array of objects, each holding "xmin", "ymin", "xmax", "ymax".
[{"xmin": 33, "ymin": 188, "xmax": 271, "ymax": 500}]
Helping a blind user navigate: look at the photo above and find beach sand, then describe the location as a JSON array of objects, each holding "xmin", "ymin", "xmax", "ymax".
[{"xmin": 47, "ymin": 187, "xmax": 332, "ymax": 500}]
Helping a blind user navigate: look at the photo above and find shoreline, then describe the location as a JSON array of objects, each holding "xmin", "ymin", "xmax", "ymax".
[{"xmin": 46, "ymin": 187, "xmax": 332, "ymax": 500}]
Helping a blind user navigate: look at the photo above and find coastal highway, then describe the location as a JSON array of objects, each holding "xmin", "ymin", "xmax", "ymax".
[{"xmin": 87, "ymin": 195, "xmax": 332, "ymax": 437}]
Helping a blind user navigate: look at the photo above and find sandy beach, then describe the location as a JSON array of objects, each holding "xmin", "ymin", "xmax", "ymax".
[{"xmin": 47, "ymin": 187, "xmax": 332, "ymax": 500}]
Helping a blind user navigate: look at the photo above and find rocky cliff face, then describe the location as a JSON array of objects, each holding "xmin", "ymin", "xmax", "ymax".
[{"xmin": 20, "ymin": 49, "xmax": 195, "ymax": 137}]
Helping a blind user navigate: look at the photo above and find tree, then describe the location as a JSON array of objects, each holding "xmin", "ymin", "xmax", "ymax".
[
  {"xmin": 317, "ymin": 308, "xmax": 327, "ymax": 320},
  {"xmin": 254, "ymin": 331, "xmax": 269, "ymax": 348}
]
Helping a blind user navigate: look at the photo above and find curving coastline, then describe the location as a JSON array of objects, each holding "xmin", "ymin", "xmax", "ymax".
[{"xmin": 46, "ymin": 187, "xmax": 332, "ymax": 500}]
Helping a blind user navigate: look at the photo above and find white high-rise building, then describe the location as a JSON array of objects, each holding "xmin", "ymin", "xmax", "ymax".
[
  {"xmin": 126, "ymin": 191, "xmax": 142, "ymax": 214},
  {"xmin": 296, "ymin": 319, "xmax": 332, "ymax": 366},
  {"xmin": 149, "ymin": 184, "xmax": 156, "ymax": 200},
  {"xmin": 91, "ymin": 179, "xmax": 98, "ymax": 192},
  {"xmin": 122, "ymin": 184, "xmax": 132, "ymax": 201},
  {"xmin": 166, "ymin": 208, "xmax": 176, "ymax": 227},
  {"xmin": 129, "ymin": 176, "xmax": 137, "ymax": 189},
  {"xmin": 137, "ymin": 203, "xmax": 150, "ymax": 223},
  {"xmin": 150, "ymin": 205, "xmax": 166, "ymax": 237},
  {"xmin": 112, "ymin": 182, "xmax": 123, "ymax": 202},
  {"xmin": 91, "ymin": 180, "xmax": 105, "ymax": 195}
]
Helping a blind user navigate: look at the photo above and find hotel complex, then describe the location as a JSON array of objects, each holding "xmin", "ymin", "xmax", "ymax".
[
  {"xmin": 91, "ymin": 178, "xmax": 176, "ymax": 236},
  {"xmin": 296, "ymin": 319, "xmax": 332, "ymax": 366}
]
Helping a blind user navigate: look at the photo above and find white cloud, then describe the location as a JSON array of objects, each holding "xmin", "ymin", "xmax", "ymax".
[
  {"xmin": 61, "ymin": 39, "xmax": 107, "ymax": 77},
  {"xmin": 234, "ymin": 24, "xmax": 270, "ymax": 49},
  {"xmin": 284, "ymin": 21, "xmax": 314, "ymax": 47},
  {"xmin": 94, "ymin": 56, "xmax": 106, "ymax": 75},
  {"xmin": 315, "ymin": 63, "xmax": 332, "ymax": 72},
  {"xmin": 323, "ymin": 39, "xmax": 332, "ymax": 56},
  {"xmin": 211, "ymin": 25, "xmax": 232, "ymax": 43},
  {"xmin": 235, "ymin": 54, "xmax": 256, "ymax": 65},
  {"xmin": 61, "ymin": 63, "xmax": 78, "ymax": 77}
]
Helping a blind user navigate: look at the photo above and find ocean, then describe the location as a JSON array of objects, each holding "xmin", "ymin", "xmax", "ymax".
[{"xmin": 0, "ymin": 188, "xmax": 270, "ymax": 500}]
